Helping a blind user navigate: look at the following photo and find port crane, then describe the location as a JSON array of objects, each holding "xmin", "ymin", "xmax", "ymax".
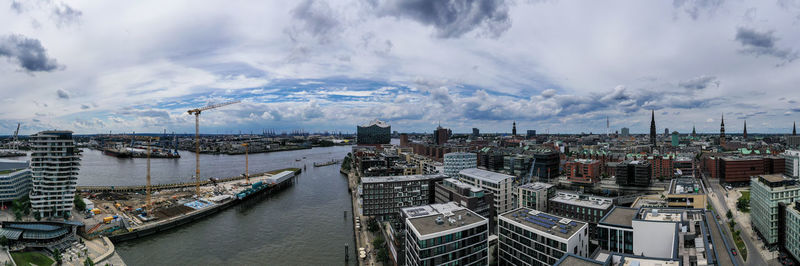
[
  {"xmin": 187, "ymin": 100, "xmax": 241, "ymax": 195},
  {"xmin": 242, "ymin": 143, "xmax": 250, "ymax": 184}
]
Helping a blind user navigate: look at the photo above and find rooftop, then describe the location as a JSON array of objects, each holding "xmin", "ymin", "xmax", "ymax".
[
  {"xmin": 760, "ymin": 174, "xmax": 789, "ymax": 184},
  {"xmin": 554, "ymin": 254, "xmax": 605, "ymax": 266},
  {"xmin": 641, "ymin": 209, "xmax": 682, "ymax": 222},
  {"xmin": 670, "ymin": 178, "xmax": 703, "ymax": 194},
  {"xmin": 405, "ymin": 203, "xmax": 487, "ymax": 237},
  {"xmin": 550, "ymin": 191, "xmax": 613, "ymax": 210},
  {"xmin": 501, "ymin": 208, "xmax": 587, "ymax": 239},
  {"xmin": 519, "ymin": 182, "xmax": 554, "ymax": 191},
  {"xmin": 442, "ymin": 178, "xmax": 483, "ymax": 193},
  {"xmin": 458, "ymin": 168, "xmax": 514, "ymax": 183},
  {"xmin": 359, "ymin": 119, "xmax": 390, "ymax": 128},
  {"xmin": 600, "ymin": 207, "xmax": 638, "ymax": 228},
  {"xmin": 361, "ymin": 174, "xmax": 445, "ymax": 183}
]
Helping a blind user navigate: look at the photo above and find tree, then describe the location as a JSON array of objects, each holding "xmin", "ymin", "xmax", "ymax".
[
  {"xmin": 83, "ymin": 257, "xmax": 95, "ymax": 266},
  {"xmin": 737, "ymin": 197, "xmax": 750, "ymax": 212},
  {"xmin": 726, "ymin": 210, "xmax": 733, "ymax": 220},
  {"xmin": 376, "ymin": 247, "xmax": 389, "ymax": 263},
  {"xmin": 74, "ymin": 194, "xmax": 87, "ymax": 212},
  {"xmin": 367, "ymin": 218, "xmax": 380, "ymax": 233},
  {"xmin": 0, "ymin": 236, "xmax": 8, "ymax": 247},
  {"xmin": 372, "ymin": 236, "xmax": 385, "ymax": 248},
  {"xmin": 52, "ymin": 248, "xmax": 62, "ymax": 265}
]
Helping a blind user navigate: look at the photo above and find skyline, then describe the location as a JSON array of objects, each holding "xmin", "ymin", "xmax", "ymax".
[{"xmin": 2, "ymin": 0, "xmax": 800, "ymax": 134}]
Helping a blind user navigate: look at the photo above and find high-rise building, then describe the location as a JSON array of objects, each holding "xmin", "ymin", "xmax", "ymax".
[
  {"xmin": 743, "ymin": 120, "xmax": 748, "ymax": 139},
  {"xmin": 664, "ymin": 128, "xmax": 669, "ymax": 137},
  {"xmin": 620, "ymin": 127, "xmax": 630, "ymax": 138},
  {"xmin": 472, "ymin": 127, "xmax": 479, "ymax": 137},
  {"xmin": 516, "ymin": 182, "xmax": 555, "ymax": 211},
  {"xmin": 357, "ymin": 119, "xmax": 391, "ymax": 145},
  {"xmin": 0, "ymin": 159, "xmax": 32, "ymax": 203},
  {"xmin": 784, "ymin": 201, "xmax": 800, "ymax": 264},
  {"xmin": 498, "ymin": 208, "xmax": 589, "ymax": 265},
  {"xmin": 399, "ymin": 133, "xmax": 409, "ymax": 147},
  {"xmin": 720, "ymin": 114, "xmax": 726, "ymax": 146},
  {"xmin": 434, "ymin": 125, "xmax": 451, "ymax": 145},
  {"xmin": 671, "ymin": 131, "xmax": 679, "ymax": 146},
  {"xmin": 512, "ymin": 121, "xmax": 517, "ymax": 137},
  {"xmin": 751, "ymin": 174, "xmax": 800, "ymax": 245},
  {"xmin": 443, "ymin": 152, "xmax": 477, "ymax": 177},
  {"xmin": 403, "ymin": 203, "xmax": 489, "ymax": 266},
  {"xmin": 649, "ymin": 110, "xmax": 657, "ymax": 146},
  {"xmin": 29, "ymin": 130, "xmax": 80, "ymax": 218},
  {"xmin": 615, "ymin": 160, "xmax": 652, "ymax": 187},
  {"xmin": 458, "ymin": 168, "xmax": 515, "ymax": 214},
  {"xmin": 526, "ymin": 130, "xmax": 536, "ymax": 138}
]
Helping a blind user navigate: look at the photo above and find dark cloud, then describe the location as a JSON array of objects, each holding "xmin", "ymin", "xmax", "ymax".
[
  {"xmin": 673, "ymin": 0, "xmax": 724, "ymax": 20},
  {"xmin": 10, "ymin": 0, "xmax": 23, "ymax": 13},
  {"xmin": 679, "ymin": 75, "xmax": 719, "ymax": 90},
  {"xmin": 80, "ymin": 104, "xmax": 90, "ymax": 110},
  {"xmin": 734, "ymin": 27, "xmax": 798, "ymax": 63},
  {"xmin": 51, "ymin": 3, "xmax": 83, "ymax": 27},
  {"xmin": 57, "ymin": 89, "xmax": 70, "ymax": 99},
  {"xmin": 0, "ymin": 34, "xmax": 62, "ymax": 72},
  {"xmin": 372, "ymin": 0, "xmax": 511, "ymax": 38},
  {"xmin": 289, "ymin": 0, "xmax": 340, "ymax": 43}
]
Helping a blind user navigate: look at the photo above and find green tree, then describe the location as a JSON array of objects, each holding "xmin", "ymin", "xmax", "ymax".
[
  {"xmin": 726, "ymin": 210, "xmax": 733, "ymax": 220},
  {"xmin": 52, "ymin": 248, "xmax": 63, "ymax": 265},
  {"xmin": 367, "ymin": 218, "xmax": 380, "ymax": 233},
  {"xmin": 0, "ymin": 236, "xmax": 8, "ymax": 247},
  {"xmin": 376, "ymin": 247, "xmax": 389, "ymax": 263},
  {"xmin": 83, "ymin": 257, "xmax": 95, "ymax": 266},
  {"xmin": 737, "ymin": 197, "xmax": 750, "ymax": 212},
  {"xmin": 74, "ymin": 194, "xmax": 87, "ymax": 212},
  {"xmin": 372, "ymin": 236, "xmax": 385, "ymax": 248}
]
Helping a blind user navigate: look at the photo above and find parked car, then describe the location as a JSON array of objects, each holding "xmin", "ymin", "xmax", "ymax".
[{"xmin": 731, "ymin": 248, "xmax": 737, "ymax": 256}]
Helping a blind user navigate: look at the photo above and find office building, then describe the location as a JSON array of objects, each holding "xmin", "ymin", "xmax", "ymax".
[
  {"xmin": 403, "ymin": 203, "xmax": 489, "ymax": 266},
  {"xmin": 472, "ymin": 128, "xmax": 480, "ymax": 137},
  {"xmin": 786, "ymin": 150, "xmax": 800, "ymax": 178},
  {"xmin": 548, "ymin": 191, "xmax": 613, "ymax": 240},
  {"xmin": 360, "ymin": 174, "xmax": 446, "ymax": 220},
  {"xmin": 719, "ymin": 156, "xmax": 766, "ymax": 183},
  {"xmin": 443, "ymin": 152, "xmax": 477, "ymax": 177},
  {"xmin": 666, "ymin": 178, "xmax": 707, "ymax": 209},
  {"xmin": 597, "ymin": 207, "xmax": 719, "ymax": 265},
  {"xmin": 498, "ymin": 208, "xmax": 589, "ymax": 265},
  {"xmin": 620, "ymin": 127, "xmax": 629, "ymax": 138},
  {"xmin": 565, "ymin": 159, "xmax": 601, "ymax": 184},
  {"xmin": 789, "ymin": 136, "xmax": 800, "ymax": 148},
  {"xmin": 751, "ymin": 174, "xmax": 800, "ymax": 245},
  {"xmin": 614, "ymin": 161, "xmax": 652, "ymax": 187},
  {"xmin": 785, "ymin": 201, "xmax": 800, "ymax": 264},
  {"xmin": 516, "ymin": 182, "xmax": 555, "ymax": 211},
  {"xmin": 458, "ymin": 168, "xmax": 514, "ymax": 214},
  {"xmin": 400, "ymin": 133, "xmax": 409, "ymax": 147},
  {"xmin": 504, "ymin": 155, "xmax": 532, "ymax": 179},
  {"xmin": 527, "ymin": 130, "xmax": 536, "ymax": 138},
  {"xmin": 531, "ymin": 150, "xmax": 560, "ymax": 182},
  {"xmin": 0, "ymin": 159, "xmax": 31, "ymax": 203},
  {"xmin": 434, "ymin": 178, "xmax": 494, "ymax": 219},
  {"xmin": 29, "ymin": 131, "xmax": 80, "ymax": 218},
  {"xmin": 671, "ymin": 131, "xmax": 679, "ymax": 146},
  {"xmin": 357, "ymin": 119, "xmax": 391, "ymax": 145}
]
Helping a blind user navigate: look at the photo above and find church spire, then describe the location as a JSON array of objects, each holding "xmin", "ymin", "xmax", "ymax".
[
  {"xmin": 720, "ymin": 114, "xmax": 726, "ymax": 146},
  {"xmin": 649, "ymin": 110, "xmax": 657, "ymax": 146},
  {"xmin": 794, "ymin": 121, "xmax": 797, "ymax": 136},
  {"xmin": 692, "ymin": 124, "xmax": 696, "ymax": 137},
  {"xmin": 512, "ymin": 121, "xmax": 517, "ymax": 136},
  {"xmin": 743, "ymin": 120, "xmax": 747, "ymax": 139}
]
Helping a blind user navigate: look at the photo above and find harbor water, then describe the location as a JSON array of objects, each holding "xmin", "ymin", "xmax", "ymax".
[{"xmin": 11, "ymin": 145, "xmax": 358, "ymax": 265}]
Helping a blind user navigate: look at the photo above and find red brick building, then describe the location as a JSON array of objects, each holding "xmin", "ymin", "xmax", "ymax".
[{"xmin": 565, "ymin": 159, "xmax": 601, "ymax": 184}]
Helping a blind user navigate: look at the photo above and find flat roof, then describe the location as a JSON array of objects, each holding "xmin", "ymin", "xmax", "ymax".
[
  {"xmin": 406, "ymin": 205, "xmax": 486, "ymax": 237},
  {"xmin": 550, "ymin": 192, "xmax": 613, "ymax": 210},
  {"xmin": 458, "ymin": 168, "xmax": 513, "ymax": 183},
  {"xmin": 555, "ymin": 254, "xmax": 605, "ymax": 266},
  {"xmin": 760, "ymin": 174, "xmax": 789, "ymax": 183},
  {"xmin": 519, "ymin": 182, "xmax": 554, "ymax": 191},
  {"xmin": 501, "ymin": 208, "xmax": 587, "ymax": 240},
  {"xmin": 361, "ymin": 174, "xmax": 445, "ymax": 183},
  {"xmin": 600, "ymin": 207, "xmax": 638, "ymax": 228},
  {"xmin": 442, "ymin": 178, "xmax": 483, "ymax": 193}
]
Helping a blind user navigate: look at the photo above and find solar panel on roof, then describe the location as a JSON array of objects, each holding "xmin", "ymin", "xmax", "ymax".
[
  {"xmin": 560, "ymin": 229, "xmax": 568, "ymax": 234},
  {"xmin": 569, "ymin": 221, "xmax": 577, "ymax": 226}
]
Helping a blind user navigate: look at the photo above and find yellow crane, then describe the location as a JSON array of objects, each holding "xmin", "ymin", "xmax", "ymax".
[
  {"xmin": 242, "ymin": 143, "xmax": 249, "ymax": 184},
  {"xmin": 127, "ymin": 135, "xmax": 159, "ymax": 213},
  {"xmin": 187, "ymin": 100, "xmax": 241, "ymax": 195}
]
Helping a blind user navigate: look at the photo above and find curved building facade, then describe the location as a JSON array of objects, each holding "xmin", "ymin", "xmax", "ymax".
[
  {"xmin": 0, "ymin": 159, "xmax": 31, "ymax": 202},
  {"xmin": 357, "ymin": 119, "xmax": 391, "ymax": 145},
  {"xmin": 30, "ymin": 131, "xmax": 80, "ymax": 218}
]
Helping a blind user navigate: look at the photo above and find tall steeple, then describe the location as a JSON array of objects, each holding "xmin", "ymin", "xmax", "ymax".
[
  {"xmin": 649, "ymin": 110, "xmax": 657, "ymax": 146},
  {"xmin": 512, "ymin": 121, "xmax": 517, "ymax": 137},
  {"xmin": 720, "ymin": 114, "xmax": 726, "ymax": 146},
  {"xmin": 794, "ymin": 121, "xmax": 797, "ymax": 136},
  {"xmin": 743, "ymin": 120, "xmax": 747, "ymax": 139},
  {"xmin": 692, "ymin": 125, "xmax": 696, "ymax": 138}
]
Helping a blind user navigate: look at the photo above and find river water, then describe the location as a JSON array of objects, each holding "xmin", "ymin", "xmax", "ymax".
[{"xmin": 3, "ymin": 145, "xmax": 359, "ymax": 265}]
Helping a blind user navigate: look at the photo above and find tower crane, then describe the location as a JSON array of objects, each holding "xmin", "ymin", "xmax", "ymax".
[
  {"xmin": 242, "ymin": 143, "xmax": 250, "ymax": 184},
  {"xmin": 187, "ymin": 100, "xmax": 241, "ymax": 195}
]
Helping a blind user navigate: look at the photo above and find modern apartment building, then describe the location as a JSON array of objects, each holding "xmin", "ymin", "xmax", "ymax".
[
  {"xmin": 498, "ymin": 208, "xmax": 589, "ymax": 265},
  {"xmin": 0, "ymin": 159, "xmax": 31, "ymax": 203},
  {"xmin": 516, "ymin": 182, "xmax": 555, "ymax": 211},
  {"xmin": 458, "ymin": 168, "xmax": 515, "ymax": 214},
  {"xmin": 434, "ymin": 178, "xmax": 494, "ymax": 219},
  {"xmin": 360, "ymin": 174, "xmax": 446, "ymax": 220},
  {"xmin": 751, "ymin": 174, "xmax": 800, "ymax": 245},
  {"xmin": 548, "ymin": 191, "xmax": 613, "ymax": 241},
  {"xmin": 597, "ymin": 207, "xmax": 719, "ymax": 265},
  {"xmin": 443, "ymin": 152, "xmax": 477, "ymax": 177},
  {"xmin": 403, "ymin": 203, "xmax": 489, "ymax": 266},
  {"xmin": 786, "ymin": 150, "xmax": 800, "ymax": 178},
  {"xmin": 29, "ymin": 130, "xmax": 80, "ymax": 218},
  {"xmin": 785, "ymin": 202, "xmax": 800, "ymax": 263}
]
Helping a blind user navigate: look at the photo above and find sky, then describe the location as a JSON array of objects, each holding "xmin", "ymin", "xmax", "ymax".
[{"xmin": 1, "ymin": 0, "xmax": 799, "ymax": 135}]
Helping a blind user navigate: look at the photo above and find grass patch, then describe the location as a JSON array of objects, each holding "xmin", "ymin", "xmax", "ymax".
[
  {"xmin": 11, "ymin": 251, "xmax": 55, "ymax": 266},
  {"xmin": 740, "ymin": 190, "xmax": 750, "ymax": 201},
  {"xmin": 729, "ymin": 224, "xmax": 748, "ymax": 261}
]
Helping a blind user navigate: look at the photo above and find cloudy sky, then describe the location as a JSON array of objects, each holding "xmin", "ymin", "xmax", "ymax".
[{"xmin": 1, "ymin": 0, "xmax": 799, "ymax": 135}]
